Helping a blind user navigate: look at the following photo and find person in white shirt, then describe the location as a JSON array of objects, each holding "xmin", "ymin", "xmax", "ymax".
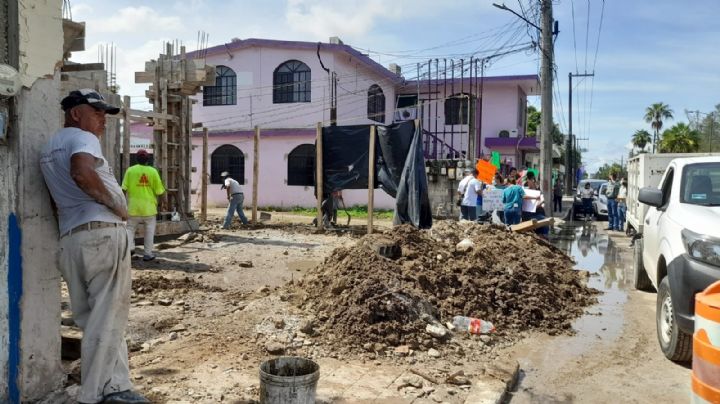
[
  {"xmin": 580, "ymin": 182, "xmax": 595, "ymax": 220},
  {"xmin": 458, "ymin": 169, "xmax": 483, "ymax": 220},
  {"xmin": 617, "ymin": 179, "xmax": 628, "ymax": 232},
  {"xmin": 221, "ymin": 171, "xmax": 249, "ymax": 228},
  {"xmin": 41, "ymin": 89, "xmax": 149, "ymax": 404}
]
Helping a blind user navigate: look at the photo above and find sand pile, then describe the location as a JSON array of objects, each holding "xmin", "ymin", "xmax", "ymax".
[{"xmin": 297, "ymin": 221, "xmax": 597, "ymax": 348}]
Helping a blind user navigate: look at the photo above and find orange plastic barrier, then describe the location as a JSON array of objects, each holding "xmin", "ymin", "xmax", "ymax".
[{"xmin": 693, "ymin": 281, "xmax": 720, "ymax": 403}]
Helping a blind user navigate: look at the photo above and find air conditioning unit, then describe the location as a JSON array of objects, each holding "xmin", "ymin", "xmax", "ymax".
[
  {"xmin": 498, "ymin": 130, "xmax": 510, "ymax": 138},
  {"xmin": 393, "ymin": 106, "xmax": 417, "ymax": 122},
  {"xmin": 510, "ymin": 129, "xmax": 518, "ymax": 137}
]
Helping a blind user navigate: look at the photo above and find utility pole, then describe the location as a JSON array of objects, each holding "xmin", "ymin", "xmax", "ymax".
[
  {"xmin": 539, "ymin": 0, "xmax": 554, "ymax": 211},
  {"xmin": 566, "ymin": 72, "xmax": 594, "ymax": 194}
]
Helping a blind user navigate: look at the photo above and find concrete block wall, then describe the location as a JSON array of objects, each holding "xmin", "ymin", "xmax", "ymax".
[{"xmin": 427, "ymin": 175, "xmax": 461, "ymax": 218}]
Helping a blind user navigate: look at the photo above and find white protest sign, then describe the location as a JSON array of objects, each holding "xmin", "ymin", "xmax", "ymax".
[
  {"xmin": 483, "ymin": 188, "xmax": 504, "ymax": 211},
  {"xmin": 522, "ymin": 189, "xmax": 542, "ymax": 213}
]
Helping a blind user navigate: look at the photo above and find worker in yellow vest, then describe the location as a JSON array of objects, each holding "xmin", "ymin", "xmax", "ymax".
[{"xmin": 122, "ymin": 149, "xmax": 165, "ymax": 261}]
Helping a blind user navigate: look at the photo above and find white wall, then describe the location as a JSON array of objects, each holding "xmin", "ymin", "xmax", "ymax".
[{"xmin": 192, "ymin": 45, "xmax": 396, "ymax": 131}]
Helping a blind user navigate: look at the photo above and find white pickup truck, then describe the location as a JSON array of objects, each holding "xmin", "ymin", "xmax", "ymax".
[{"xmin": 633, "ymin": 155, "xmax": 720, "ymax": 362}]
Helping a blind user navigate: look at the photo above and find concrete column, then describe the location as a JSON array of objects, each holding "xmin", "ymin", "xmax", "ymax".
[{"xmin": 0, "ymin": 1, "xmax": 65, "ymax": 402}]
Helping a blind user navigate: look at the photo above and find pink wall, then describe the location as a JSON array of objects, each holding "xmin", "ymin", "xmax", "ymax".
[
  {"xmin": 189, "ymin": 132, "xmax": 396, "ymax": 210},
  {"xmin": 192, "ymin": 47, "xmax": 395, "ymax": 130}
]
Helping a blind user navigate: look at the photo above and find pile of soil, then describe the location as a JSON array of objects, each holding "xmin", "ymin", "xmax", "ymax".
[
  {"xmin": 296, "ymin": 221, "xmax": 598, "ymax": 348},
  {"xmin": 133, "ymin": 275, "xmax": 224, "ymax": 294}
]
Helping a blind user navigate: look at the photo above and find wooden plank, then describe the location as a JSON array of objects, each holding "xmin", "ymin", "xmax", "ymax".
[
  {"xmin": 510, "ymin": 218, "xmax": 554, "ymax": 232},
  {"xmin": 510, "ymin": 219, "xmax": 537, "ymax": 232},
  {"xmin": 61, "ymin": 63, "xmax": 104, "ymax": 72},
  {"xmin": 367, "ymin": 125, "xmax": 376, "ymax": 234},
  {"xmin": 128, "ymin": 109, "xmax": 178, "ymax": 122},
  {"xmin": 122, "ymin": 96, "xmax": 131, "ymax": 174},
  {"xmin": 160, "ymin": 77, "xmax": 169, "ymax": 210},
  {"xmin": 252, "ymin": 126, "xmax": 260, "ymax": 223},
  {"xmin": 316, "ymin": 122, "xmax": 323, "ymax": 228},
  {"xmin": 201, "ymin": 127, "xmax": 208, "ymax": 222},
  {"xmin": 134, "ymin": 71, "xmax": 155, "ymax": 83}
]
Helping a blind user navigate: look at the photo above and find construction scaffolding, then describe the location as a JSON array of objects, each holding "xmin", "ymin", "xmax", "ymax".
[{"xmin": 132, "ymin": 43, "xmax": 215, "ymax": 219}]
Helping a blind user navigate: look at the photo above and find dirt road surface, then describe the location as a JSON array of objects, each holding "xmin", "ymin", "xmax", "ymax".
[
  {"xmin": 55, "ymin": 212, "xmax": 692, "ymax": 403},
  {"xmin": 506, "ymin": 222, "xmax": 691, "ymax": 403}
]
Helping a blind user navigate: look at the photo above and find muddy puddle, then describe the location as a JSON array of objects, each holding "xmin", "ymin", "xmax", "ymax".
[{"xmin": 506, "ymin": 221, "xmax": 633, "ymax": 402}]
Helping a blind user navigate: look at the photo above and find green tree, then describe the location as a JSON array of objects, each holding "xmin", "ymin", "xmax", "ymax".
[
  {"xmin": 691, "ymin": 105, "xmax": 720, "ymax": 152},
  {"xmin": 594, "ymin": 162, "xmax": 627, "ymax": 180},
  {"xmin": 631, "ymin": 129, "xmax": 652, "ymax": 153},
  {"xmin": 644, "ymin": 102, "xmax": 674, "ymax": 153},
  {"xmin": 526, "ymin": 106, "xmax": 563, "ymax": 145},
  {"xmin": 527, "ymin": 106, "xmax": 541, "ymax": 137},
  {"xmin": 659, "ymin": 123, "xmax": 701, "ymax": 153}
]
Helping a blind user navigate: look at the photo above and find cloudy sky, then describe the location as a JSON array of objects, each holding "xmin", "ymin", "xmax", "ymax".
[{"xmin": 68, "ymin": 0, "xmax": 720, "ymax": 172}]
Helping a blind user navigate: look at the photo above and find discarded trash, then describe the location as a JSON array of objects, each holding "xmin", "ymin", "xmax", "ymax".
[
  {"xmin": 452, "ymin": 316, "xmax": 495, "ymax": 334},
  {"xmin": 455, "ymin": 238, "xmax": 474, "ymax": 252},
  {"xmin": 425, "ymin": 323, "xmax": 449, "ymax": 339}
]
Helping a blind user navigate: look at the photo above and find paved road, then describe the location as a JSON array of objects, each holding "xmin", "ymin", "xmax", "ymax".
[{"xmin": 505, "ymin": 222, "xmax": 691, "ymax": 403}]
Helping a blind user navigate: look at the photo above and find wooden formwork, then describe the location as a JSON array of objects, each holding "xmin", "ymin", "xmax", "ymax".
[{"xmin": 129, "ymin": 43, "xmax": 215, "ymax": 219}]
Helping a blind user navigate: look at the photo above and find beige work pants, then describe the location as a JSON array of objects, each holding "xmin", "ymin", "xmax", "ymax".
[
  {"xmin": 127, "ymin": 215, "xmax": 157, "ymax": 257},
  {"xmin": 59, "ymin": 225, "xmax": 133, "ymax": 403}
]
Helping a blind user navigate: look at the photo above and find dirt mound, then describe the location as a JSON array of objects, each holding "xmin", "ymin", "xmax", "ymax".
[
  {"xmin": 297, "ymin": 221, "xmax": 598, "ymax": 349},
  {"xmin": 133, "ymin": 275, "xmax": 224, "ymax": 294}
]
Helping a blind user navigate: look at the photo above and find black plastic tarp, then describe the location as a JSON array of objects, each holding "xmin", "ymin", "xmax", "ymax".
[
  {"xmin": 319, "ymin": 121, "xmax": 431, "ymax": 228},
  {"xmin": 376, "ymin": 121, "xmax": 415, "ymax": 198},
  {"xmin": 321, "ymin": 125, "xmax": 374, "ymax": 192},
  {"xmin": 392, "ymin": 124, "xmax": 432, "ymax": 229}
]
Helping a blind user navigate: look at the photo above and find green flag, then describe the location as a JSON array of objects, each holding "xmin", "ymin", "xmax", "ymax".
[{"xmin": 491, "ymin": 151, "xmax": 501, "ymax": 169}]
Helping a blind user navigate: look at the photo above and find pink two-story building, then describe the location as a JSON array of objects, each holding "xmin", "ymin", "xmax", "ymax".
[{"xmin": 132, "ymin": 37, "xmax": 539, "ymax": 210}]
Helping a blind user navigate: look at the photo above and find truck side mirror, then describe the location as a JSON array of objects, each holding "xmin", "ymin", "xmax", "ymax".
[{"xmin": 638, "ymin": 187, "xmax": 663, "ymax": 207}]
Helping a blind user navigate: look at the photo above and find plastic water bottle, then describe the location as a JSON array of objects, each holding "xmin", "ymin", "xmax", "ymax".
[{"xmin": 452, "ymin": 316, "xmax": 495, "ymax": 334}]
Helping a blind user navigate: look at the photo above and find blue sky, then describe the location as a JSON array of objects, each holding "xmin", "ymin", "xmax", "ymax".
[{"xmin": 70, "ymin": 0, "xmax": 720, "ymax": 172}]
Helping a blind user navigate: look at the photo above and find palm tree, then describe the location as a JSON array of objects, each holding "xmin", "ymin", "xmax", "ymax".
[
  {"xmin": 644, "ymin": 102, "xmax": 674, "ymax": 153},
  {"xmin": 659, "ymin": 123, "xmax": 701, "ymax": 153},
  {"xmin": 631, "ymin": 129, "xmax": 652, "ymax": 153}
]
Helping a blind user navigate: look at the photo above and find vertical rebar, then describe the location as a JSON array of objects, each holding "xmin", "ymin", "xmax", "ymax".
[
  {"xmin": 435, "ymin": 59, "xmax": 440, "ymax": 159},
  {"xmin": 451, "ymin": 60, "xmax": 455, "ymax": 158}
]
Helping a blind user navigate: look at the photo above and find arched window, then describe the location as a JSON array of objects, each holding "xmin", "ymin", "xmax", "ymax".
[
  {"xmin": 203, "ymin": 65, "xmax": 237, "ymax": 106},
  {"xmin": 367, "ymin": 84, "xmax": 385, "ymax": 123},
  {"xmin": 444, "ymin": 93, "xmax": 470, "ymax": 125},
  {"xmin": 273, "ymin": 60, "xmax": 311, "ymax": 103},
  {"xmin": 211, "ymin": 144, "xmax": 244, "ymax": 184},
  {"xmin": 287, "ymin": 144, "xmax": 315, "ymax": 186}
]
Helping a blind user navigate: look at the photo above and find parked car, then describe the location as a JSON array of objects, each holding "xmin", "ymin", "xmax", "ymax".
[
  {"xmin": 633, "ymin": 155, "xmax": 720, "ymax": 362},
  {"xmin": 595, "ymin": 183, "xmax": 609, "ymax": 220},
  {"xmin": 572, "ymin": 179, "xmax": 607, "ymax": 219}
]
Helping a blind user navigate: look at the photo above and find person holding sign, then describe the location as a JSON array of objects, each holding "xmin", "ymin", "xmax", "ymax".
[
  {"xmin": 502, "ymin": 180, "xmax": 540, "ymax": 225},
  {"xmin": 458, "ymin": 169, "xmax": 483, "ymax": 220}
]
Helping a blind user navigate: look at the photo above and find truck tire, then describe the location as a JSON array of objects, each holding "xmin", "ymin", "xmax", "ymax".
[
  {"xmin": 656, "ymin": 277, "xmax": 692, "ymax": 362},
  {"xmin": 633, "ymin": 238, "xmax": 654, "ymax": 292}
]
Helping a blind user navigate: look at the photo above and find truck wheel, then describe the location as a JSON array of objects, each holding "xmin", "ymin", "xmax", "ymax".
[
  {"xmin": 656, "ymin": 277, "xmax": 692, "ymax": 362},
  {"xmin": 633, "ymin": 238, "xmax": 654, "ymax": 292}
]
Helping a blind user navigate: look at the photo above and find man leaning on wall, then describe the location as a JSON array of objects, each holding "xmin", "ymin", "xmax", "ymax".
[{"xmin": 40, "ymin": 89, "xmax": 150, "ymax": 404}]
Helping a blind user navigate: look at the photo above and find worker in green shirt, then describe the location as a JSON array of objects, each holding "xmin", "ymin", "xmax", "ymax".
[{"xmin": 122, "ymin": 149, "xmax": 165, "ymax": 261}]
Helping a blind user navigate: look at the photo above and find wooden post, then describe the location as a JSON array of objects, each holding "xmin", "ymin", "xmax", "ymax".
[
  {"xmin": 367, "ymin": 125, "xmax": 376, "ymax": 234},
  {"xmin": 316, "ymin": 122, "xmax": 323, "ymax": 228},
  {"xmin": 200, "ymin": 127, "xmax": 208, "ymax": 222},
  {"xmin": 252, "ymin": 125, "xmax": 260, "ymax": 223},
  {"xmin": 160, "ymin": 77, "xmax": 169, "ymax": 210},
  {"xmin": 122, "ymin": 95, "xmax": 131, "ymax": 175}
]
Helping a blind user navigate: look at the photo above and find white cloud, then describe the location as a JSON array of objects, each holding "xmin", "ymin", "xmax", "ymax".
[{"xmin": 91, "ymin": 6, "xmax": 182, "ymax": 34}]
